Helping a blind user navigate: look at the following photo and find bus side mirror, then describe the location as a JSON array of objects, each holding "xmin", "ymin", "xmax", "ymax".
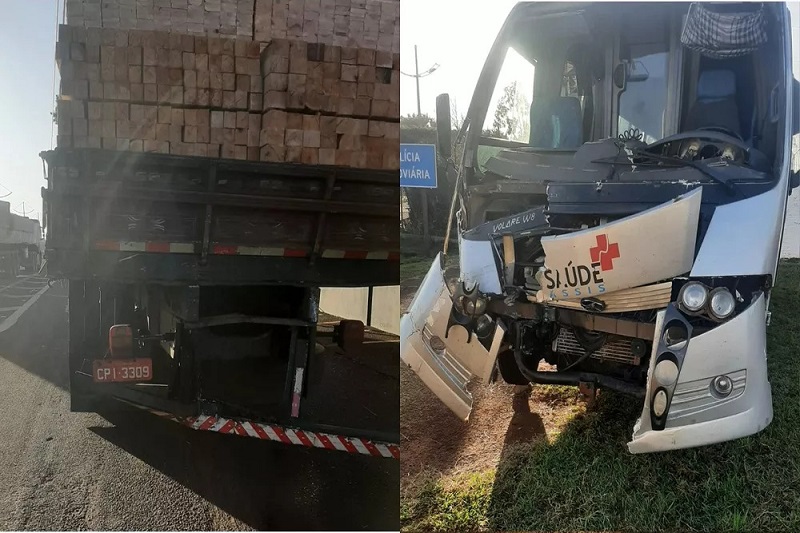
[
  {"xmin": 791, "ymin": 79, "xmax": 800, "ymax": 190},
  {"xmin": 436, "ymin": 93, "xmax": 453, "ymax": 160}
]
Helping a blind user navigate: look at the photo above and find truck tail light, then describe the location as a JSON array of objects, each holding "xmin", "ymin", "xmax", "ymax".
[{"xmin": 109, "ymin": 325, "xmax": 133, "ymax": 358}]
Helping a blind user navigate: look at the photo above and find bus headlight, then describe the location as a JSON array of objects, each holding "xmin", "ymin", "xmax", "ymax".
[
  {"xmin": 475, "ymin": 314, "xmax": 494, "ymax": 338},
  {"xmin": 679, "ymin": 282, "xmax": 708, "ymax": 313},
  {"xmin": 711, "ymin": 375, "xmax": 733, "ymax": 397},
  {"xmin": 461, "ymin": 295, "xmax": 487, "ymax": 316},
  {"xmin": 452, "ymin": 281, "xmax": 487, "ymax": 317},
  {"xmin": 652, "ymin": 389, "xmax": 669, "ymax": 417},
  {"xmin": 708, "ymin": 288, "xmax": 736, "ymax": 320}
]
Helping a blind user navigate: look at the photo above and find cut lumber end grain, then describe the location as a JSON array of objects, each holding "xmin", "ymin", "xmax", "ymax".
[
  {"xmin": 55, "ymin": 25, "xmax": 399, "ymax": 167},
  {"xmin": 260, "ymin": 144, "xmax": 286, "ymax": 162}
]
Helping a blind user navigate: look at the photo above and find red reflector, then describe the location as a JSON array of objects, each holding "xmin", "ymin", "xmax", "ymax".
[
  {"xmin": 145, "ymin": 241, "xmax": 170, "ymax": 253},
  {"xmin": 284, "ymin": 248, "xmax": 308, "ymax": 258},
  {"xmin": 109, "ymin": 325, "xmax": 133, "ymax": 358},
  {"xmin": 94, "ymin": 240, "xmax": 120, "ymax": 251},
  {"xmin": 212, "ymin": 245, "xmax": 238, "ymax": 255},
  {"xmin": 343, "ymin": 250, "xmax": 368, "ymax": 260}
]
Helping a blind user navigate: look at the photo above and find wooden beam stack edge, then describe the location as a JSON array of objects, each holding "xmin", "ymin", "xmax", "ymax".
[
  {"xmin": 56, "ymin": 0, "xmax": 400, "ymax": 170},
  {"xmin": 66, "ymin": 0, "xmax": 401, "ymax": 54},
  {"xmin": 259, "ymin": 39, "xmax": 399, "ymax": 168}
]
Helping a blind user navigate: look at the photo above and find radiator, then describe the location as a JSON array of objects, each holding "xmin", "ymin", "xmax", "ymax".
[{"xmin": 554, "ymin": 327, "xmax": 640, "ymax": 366}]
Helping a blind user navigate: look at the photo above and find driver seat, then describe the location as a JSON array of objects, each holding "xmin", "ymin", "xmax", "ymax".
[
  {"xmin": 684, "ymin": 69, "xmax": 742, "ymax": 137},
  {"xmin": 529, "ymin": 96, "xmax": 583, "ymax": 149}
]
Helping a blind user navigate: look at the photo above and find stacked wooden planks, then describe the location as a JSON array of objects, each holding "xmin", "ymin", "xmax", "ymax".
[
  {"xmin": 259, "ymin": 39, "xmax": 399, "ymax": 168},
  {"xmin": 66, "ymin": 0, "xmax": 256, "ymax": 37},
  {"xmin": 56, "ymin": 26, "xmax": 265, "ymax": 159},
  {"xmin": 254, "ymin": 0, "xmax": 400, "ymax": 53},
  {"xmin": 56, "ymin": 0, "xmax": 400, "ymax": 170},
  {"xmin": 66, "ymin": 0, "xmax": 400, "ymax": 53}
]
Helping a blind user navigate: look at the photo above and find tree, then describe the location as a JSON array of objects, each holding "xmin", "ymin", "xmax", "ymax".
[
  {"xmin": 51, "ymin": 96, "xmax": 60, "ymax": 124},
  {"xmin": 489, "ymin": 81, "xmax": 530, "ymax": 142},
  {"xmin": 400, "ymin": 113, "xmax": 435, "ymax": 129}
]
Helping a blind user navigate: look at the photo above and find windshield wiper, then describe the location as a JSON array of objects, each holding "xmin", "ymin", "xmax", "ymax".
[
  {"xmin": 630, "ymin": 149, "xmax": 737, "ymax": 192},
  {"xmin": 592, "ymin": 149, "xmax": 737, "ymax": 193}
]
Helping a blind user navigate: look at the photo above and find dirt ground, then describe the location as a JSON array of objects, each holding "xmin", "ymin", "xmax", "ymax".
[{"xmin": 399, "ymin": 274, "xmax": 584, "ymax": 486}]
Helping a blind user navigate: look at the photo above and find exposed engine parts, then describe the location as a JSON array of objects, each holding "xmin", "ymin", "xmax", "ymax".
[
  {"xmin": 452, "ymin": 180, "xmax": 770, "ymax": 397},
  {"xmin": 449, "ymin": 280, "xmax": 489, "ymax": 342},
  {"xmin": 659, "ymin": 136, "xmax": 747, "ymax": 164},
  {"xmin": 555, "ymin": 327, "xmax": 646, "ymax": 367},
  {"xmin": 449, "ymin": 275, "xmax": 653, "ymax": 387}
]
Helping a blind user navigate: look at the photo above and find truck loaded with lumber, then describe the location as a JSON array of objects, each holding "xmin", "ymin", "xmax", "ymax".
[
  {"xmin": 42, "ymin": 0, "xmax": 400, "ymax": 453},
  {"xmin": 0, "ymin": 201, "xmax": 44, "ymax": 278}
]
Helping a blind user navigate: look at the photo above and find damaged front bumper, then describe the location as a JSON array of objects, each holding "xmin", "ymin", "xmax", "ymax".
[
  {"xmin": 402, "ymin": 184, "xmax": 772, "ymax": 453},
  {"xmin": 628, "ymin": 292, "xmax": 773, "ymax": 453},
  {"xmin": 399, "ymin": 254, "xmax": 505, "ymax": 420}
]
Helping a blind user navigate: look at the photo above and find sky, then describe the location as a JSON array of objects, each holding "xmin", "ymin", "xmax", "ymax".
[
  {"xmin": 400, "ymin": 1, "xmax": 800, "ymax": 121},
  {"xmin": 399, "ymin": 0, "xmax": 518, "ymax": 121},
  {"xmin": 0, "ymin": 1, "xmax": 60, "ymax": 223},
  {"xmin": 0, "ymin": 0, "xmax": 798, "ymax": 226}
]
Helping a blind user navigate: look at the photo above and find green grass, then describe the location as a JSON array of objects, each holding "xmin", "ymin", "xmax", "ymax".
[
  {"xmin": 400, "ymin": 253, "xmax": 459, "ymax": 284},
  {"xmin": 402, "ymin": 260, "xmax": 800, "ymax": 532},
  {"xmin": 401, "ymin": 255, "xmax": 438, "ymax": 282},
  {"xmin": 401, "ymin": 471, "xmax": 496, "ymax": 533}
]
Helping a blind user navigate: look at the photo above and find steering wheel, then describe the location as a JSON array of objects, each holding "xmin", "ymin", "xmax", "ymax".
[{"xmin": 696, "ymin": 126, "xmax": 745, "ymax": 143}]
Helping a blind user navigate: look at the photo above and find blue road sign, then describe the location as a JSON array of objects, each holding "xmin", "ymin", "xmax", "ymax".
[{"xmin": 400, "ymin": 144, "xmax": 438, "ymax": 189}]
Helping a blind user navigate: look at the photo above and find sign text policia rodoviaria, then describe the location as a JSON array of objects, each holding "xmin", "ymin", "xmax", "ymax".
[{"xmin": 399, "ymin": 144, "xmax": 437, "ymax": 188}]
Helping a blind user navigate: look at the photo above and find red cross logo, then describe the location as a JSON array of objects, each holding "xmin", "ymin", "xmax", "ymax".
[{"xmin": 589, "ymin": 234, "xmax": 620, "ymax": 271}]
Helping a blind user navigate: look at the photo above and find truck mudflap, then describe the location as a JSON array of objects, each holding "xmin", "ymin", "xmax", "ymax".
[
  {"xmin": 628, "ymin": 292, "xmax": 773, "ymax": 453},
  {"xmin": 400, "ymin": 254, "xmax": 506, "ymax": 420}
]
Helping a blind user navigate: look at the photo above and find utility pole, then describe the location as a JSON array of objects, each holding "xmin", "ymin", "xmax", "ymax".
[
  {"xmin": 401, "ymin": 45, "xmax": 439, "ymax": 116},
  {"xmin": 401, "ymin": 45, "xmax": 440, "ymax": 251},
  {"xmin": 414, "ymin": 45, "xmax": 422, "ymax": 116}
]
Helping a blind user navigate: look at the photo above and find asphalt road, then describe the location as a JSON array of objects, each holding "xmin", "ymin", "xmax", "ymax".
[{"xmin": 0, "ymin": 275, "xmax": 399, "ymax": 531}]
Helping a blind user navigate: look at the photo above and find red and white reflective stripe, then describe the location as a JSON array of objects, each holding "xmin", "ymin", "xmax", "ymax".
[
  {"xmin": 146, "ymin": 410, "xmax": 398, "ymax": 458},
  {"xmin": 321, "ymin": 250, "xmax": 400, "ymax": 261},
  {"xmin": 211, "ymin": 244, "xmax": 308, "ymax": 257},
  {"xmin": 94, "ymin": 241, "xmax": 399, "ymax": 261},
  {"xmin": 211, "ymin": 246, "xmax": 399, "ymax": 260},
  {"xmin": 160, "ymin": 413, "xmax": 399, "ymax": 458},
  {"xmin": 94, "ymin": 240, "xmax": 195, "ymax": 253}
]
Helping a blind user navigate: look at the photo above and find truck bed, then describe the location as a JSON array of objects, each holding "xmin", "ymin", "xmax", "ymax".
[{"xmin": 41, "ymin": 148, "xmax": 399, "ymax": 287}]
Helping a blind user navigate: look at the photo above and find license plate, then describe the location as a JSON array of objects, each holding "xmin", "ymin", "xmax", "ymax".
[{"xmin": 92, "ymin": 358, "xmax": 153, "ymax": 383}]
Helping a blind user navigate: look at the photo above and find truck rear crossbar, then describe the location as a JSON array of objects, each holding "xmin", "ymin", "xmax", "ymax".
[
  {"xmin": 92, "ymin": 240, "xmax": 400, "ymax": 261},
  {"xmin": 146, "ymin": 408, "xmax": 400, "ymax": 459}
]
